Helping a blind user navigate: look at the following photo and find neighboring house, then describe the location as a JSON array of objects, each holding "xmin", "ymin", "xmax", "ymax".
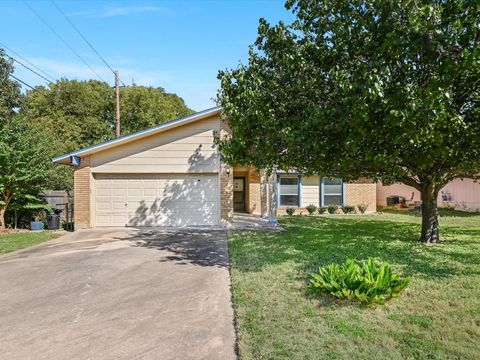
[
  {"xmin": 53, "ymin": 107, "xmax": 377, "ymax": 229},
  {"xmin": 377, "ymin": 180, "xmax": 480, "ymax": 212}
]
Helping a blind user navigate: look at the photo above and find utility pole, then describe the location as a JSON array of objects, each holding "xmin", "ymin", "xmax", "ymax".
[{"xmin": 114, "ymin": 70, "xmax": 120, "ymax": 137}]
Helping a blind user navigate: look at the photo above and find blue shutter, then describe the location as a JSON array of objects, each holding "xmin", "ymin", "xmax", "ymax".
[{"xmin": 298, "ymin": 175, "xmax": 302, "ymax": 207}]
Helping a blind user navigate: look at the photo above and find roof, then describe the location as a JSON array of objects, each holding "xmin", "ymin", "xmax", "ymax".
[{"xmin": 53, "ymin": 106, "xmax": 222, "ymax": 164}]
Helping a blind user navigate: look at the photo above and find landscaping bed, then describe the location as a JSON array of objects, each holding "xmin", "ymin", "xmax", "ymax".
[{"xmin": 228, "ymin": 211, "xmax": 480, "ymax": 359}]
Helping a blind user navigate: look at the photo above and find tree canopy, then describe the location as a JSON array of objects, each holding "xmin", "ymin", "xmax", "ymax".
[
  {"xmin": 22, "ymin": 79, "xmax": 193, "ymax": 156},
  {"xmin": 0, "ymin": 116, "xmax": 55, "ymax": 228},
  {"xmin": 217, "ymin": 0, "xmax": 480, "ymax": 243},
  {"xmin": 0, "ymin": 48, "xmax": 21, "ymax": 122}
]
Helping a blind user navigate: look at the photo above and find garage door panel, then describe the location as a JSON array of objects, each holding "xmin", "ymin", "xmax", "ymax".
[{"xmin": 94, "ymin": 174, "xmax": 219, "ymax": 227}]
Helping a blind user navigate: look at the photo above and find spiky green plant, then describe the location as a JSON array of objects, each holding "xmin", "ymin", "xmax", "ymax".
[{"xmin": 310, "ymin": 258, "xmax": 411, "ymax": 305}]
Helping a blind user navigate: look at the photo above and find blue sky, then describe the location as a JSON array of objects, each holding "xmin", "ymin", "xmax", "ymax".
[{"xmin": 0, "ymin": 0, "xmax": 292, "ymax": 110}]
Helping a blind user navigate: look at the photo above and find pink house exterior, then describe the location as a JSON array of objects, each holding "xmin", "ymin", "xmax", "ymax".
[{"xmin": 377, "ymin": 178, "xmax": 480, "ymax": 212}]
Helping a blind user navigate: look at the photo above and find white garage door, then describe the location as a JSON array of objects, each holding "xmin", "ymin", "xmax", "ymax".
[{"xmin": 94, "ymin": 174, "xmax": 219, "ymax": 227}]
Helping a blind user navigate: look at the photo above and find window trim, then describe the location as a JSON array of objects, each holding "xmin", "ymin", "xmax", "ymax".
[
  {"xmin": 277, "ymin": 174, "xmax": 301, "ymax": 208},
  {"xmin": 320, "ymin": 177, "xmax": 345, "ymax": 207}
]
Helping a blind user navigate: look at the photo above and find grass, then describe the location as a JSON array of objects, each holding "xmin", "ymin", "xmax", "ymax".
[
  {"xmin": 228, "ymin": 210, "xmax": 480, "ymax": 360},
  {"xmin": 0, "ymin": 231, "xmax": 62, "ymax": 255}
]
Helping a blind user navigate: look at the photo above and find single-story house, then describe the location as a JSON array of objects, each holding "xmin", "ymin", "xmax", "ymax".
[
  {"xmin": 53, "ymin": 107, "xmax": 377, "ymax": 229},
  {"xmin": 377, "ymin": 180, "xmax": 480, "ymax": 212}
]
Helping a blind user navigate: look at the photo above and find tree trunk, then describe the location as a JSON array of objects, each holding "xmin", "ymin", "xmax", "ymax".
[
  {"xmin": 420, "ymin": 187, "xmax": 440, "ymax": 243},
  {"xmin": 0, "ymin": 206, "xmax": 5, "ymax": 230}
]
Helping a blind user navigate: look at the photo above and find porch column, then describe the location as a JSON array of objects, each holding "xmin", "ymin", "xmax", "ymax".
[
  {"xmin": 260, "ymin": 170, "xmax": 268, "ymax": 218},
  {"xmin": 267, "ymin": 172, "xmax": 278, "ymax": 224}
]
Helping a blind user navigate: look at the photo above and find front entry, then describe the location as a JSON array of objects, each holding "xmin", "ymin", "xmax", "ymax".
[{"xmin": 233, "ymin": 177, "xmax": 246, "ymax": 212}]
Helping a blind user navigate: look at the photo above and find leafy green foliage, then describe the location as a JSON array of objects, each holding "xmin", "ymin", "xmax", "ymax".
[
  {"xmin": 0, "ymin": 49, "xmax": 21, "ymax": 122},
  {"xmin": 286, "ymin": 207, "xmax": 296, "ymax": 216},
  {"xmin": 342, "ymin": 205, "xmax": 356, "ymax": 214},
  {"xmin": 357, "ymin": 204, "xmax": 368, "ymax": 214},
  {"xmin": 217, "ymin": 0, "xmax": 480, "ymax": 243},
  {"xmin": 0, "ymin": 117, "xmax": 55, "ymax": 228},
  {"xmin": 310, "ymin": 258, "xmax": 411, "ymax": 305},
  {"xmin": 318, "ymin": 206, "xmax": 327, "ymax": 214},
  {"xmin": 305, "ymin": 204, "xmax": 317, "ymax": 215},
  {"xmin": 327, "ymin": 205, "xmax": 338, "ymax": 214}
]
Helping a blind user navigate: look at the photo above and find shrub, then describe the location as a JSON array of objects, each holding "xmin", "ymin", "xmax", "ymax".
[
  {"xmin": 341, "ymin": 205, "xmax": 355, "ymax": 214},
  {"xmin": 305, "ymin": 204, "xmax": 318, "ymax": 215},
  {"xmin": 286, "ymin": 207, "xmax": 296, "ymax": 216},
  {"xmin": 318, "ymin": 206, "xmax": 327, "ymax": 214},
  {"xmin": 327, "ymin": 205, "xmax": 338, "ymax": 214},
  {"xmin": 310, "ymin": 258, "xmax": 411, "ymax": 305},
  {"xmin": 357, "ymin": 204, "xmax": 368, "ymax": 214}
]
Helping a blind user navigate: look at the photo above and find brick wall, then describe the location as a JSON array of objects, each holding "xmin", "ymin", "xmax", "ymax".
[
  {"xmin": 73, "ymin": 155, "xmax": 91, "ymax": 229},
  {"xmin": 344, "ymin": 178, "xmax": 377, "ymax": 212},
  {"xmin": 247, "ymin": 170, "xmax": 261, "ymax": 215},
  {"xmin": 219, "ymin": 120, "xmax": 233, "ymax": 225}
]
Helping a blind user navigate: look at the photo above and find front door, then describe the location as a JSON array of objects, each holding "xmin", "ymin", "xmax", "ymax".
[{"xmin": 233, "ymin": 177, "xmax": 245, "ymax": 212}]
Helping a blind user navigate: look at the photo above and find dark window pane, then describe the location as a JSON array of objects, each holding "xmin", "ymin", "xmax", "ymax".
[
  {"xmin": 280, "ymin": 195, "xmax": 298, "ymax": 206},
  {"xmin": 324, "ymin": 195, "xmax": 342, "ymax": 206},
  {"xmin": 280, "ymin": 177, "xmax": 298, "ymax": 185},
  {"xmin": 324, "ymin": 178, "xmax": 342, "ymax": 185}
]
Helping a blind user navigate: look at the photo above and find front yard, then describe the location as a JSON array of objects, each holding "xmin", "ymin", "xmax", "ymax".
[
  {"xmin": 228, "ymin": 210, "xmax": 480, "ymax": 359},
  {"xmin": 0, "ymin": 231, "xmax": 62, "ymax": 255}
]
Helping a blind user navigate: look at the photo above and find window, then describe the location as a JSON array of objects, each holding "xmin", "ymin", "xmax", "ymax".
[
  {"xmin": 323, "ymin": 178, "xmax": 343, "ymax": 205},
  {"xmin": 279, "ymin": 176, "xmax": 299, "ymax": 206}
]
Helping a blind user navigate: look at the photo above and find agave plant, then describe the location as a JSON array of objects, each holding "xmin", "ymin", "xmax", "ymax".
[{"xmin": 310, "ymin": 258, "xmax": 411, "ymax": 305}]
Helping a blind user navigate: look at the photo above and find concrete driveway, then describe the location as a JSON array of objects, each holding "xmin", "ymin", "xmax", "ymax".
[{"xmin": 0, "ymin": 228, "xmax": 236, "ymax": 360}]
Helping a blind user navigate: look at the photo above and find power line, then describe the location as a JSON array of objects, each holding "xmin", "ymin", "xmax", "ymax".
[
  {"xmin": 9, "ymin": 74, "xmax": 49, "ymax": 99},
  {"xmin": 0, "ymin": 42, "xmax": 56, "ymax": 82},
  {"xmin": 9, "ymin": 74, "xmax": 38, "ymax": 91},
  {"xmin": 50, "ymin": 0, "xmax": 126, "ymax": 87},
  {"xmin": 23, "ymin": 0, "xmax": 107, "ymax": 83},
  {"xmin": 51, "ymin": 0, "xmax": 115, "ymax": 75},
  {"xmin": 6, "ymin": 53, "xmax": 54, "ymax": 85}
]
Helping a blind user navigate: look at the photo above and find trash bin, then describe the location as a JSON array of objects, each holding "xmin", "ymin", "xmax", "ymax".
[{"xmin": 47, "ymin": 214, "xmax": 60, "ymax": 230}]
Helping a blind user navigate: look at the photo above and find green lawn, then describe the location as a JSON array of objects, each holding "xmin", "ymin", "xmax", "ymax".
[
  {"xmin": 228, "ymin": 210, "xmax": 480, "ymax": 360},
  {"xmin": 0, "ymin": 231, "xmax": 62, "ymax": 255}
]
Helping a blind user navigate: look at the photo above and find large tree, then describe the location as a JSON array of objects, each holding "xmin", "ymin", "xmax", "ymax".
[
  {"xmin": 0, "ymin": 116, "xmax": 54, "ymax": 228},
  {"xmin": 22, "ymin": 80, "xmax": 193, "ymax": 154},
  {"xmin": 217, "ymin": 0, "xmax": 480, "ymax": 243},
  {"xmin": 0, "ymin": 48, "xmax": 21, "ymax": 123},
  {"xmin": 120, "ymin": 85, "xmax": 193, "ymax": 134}
]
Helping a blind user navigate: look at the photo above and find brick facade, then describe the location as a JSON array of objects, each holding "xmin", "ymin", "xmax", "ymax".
[
  {"xmin": 344, "ymin": 178, "xmax": 377, "ymax": 212},
  {"xmin": 73, "ymin": 155, "xmax": 92, "ymax": 229}
]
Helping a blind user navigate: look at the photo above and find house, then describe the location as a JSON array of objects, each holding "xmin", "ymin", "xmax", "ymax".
[
  {"xmin": 377, "ymin": 180, "xmax": 480, "ymax": 212},
  {"xmin": 53, "ymin": 107, "xmax": 377, "ymax": 229}
]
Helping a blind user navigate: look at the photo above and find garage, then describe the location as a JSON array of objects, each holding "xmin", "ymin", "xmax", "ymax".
[{"xmin": 94, "ymin": 173, "xmax": 219, "ymax": 227}]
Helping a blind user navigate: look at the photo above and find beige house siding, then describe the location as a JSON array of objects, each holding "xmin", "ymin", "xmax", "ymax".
[
  {"xmin": 91, "ymin": 116, "xmax": 220, "ymax": 174},
  {"xmin": 302, "ymin": 176, "xmax": 320, "ymax": 207},
  {"xmin": 73, "ymin": 155, "xmax": 92, "ymax": 229}
]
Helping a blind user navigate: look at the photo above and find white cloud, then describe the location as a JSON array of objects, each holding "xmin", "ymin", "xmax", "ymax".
[{"xmin": 102, "ymin": 6, "xmax": 166, "ymax": 17}]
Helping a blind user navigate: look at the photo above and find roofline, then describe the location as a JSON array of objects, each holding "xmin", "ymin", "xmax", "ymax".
[{"xmin": 53, "ymin": 106, "xmax": 222, "ymax": 163}]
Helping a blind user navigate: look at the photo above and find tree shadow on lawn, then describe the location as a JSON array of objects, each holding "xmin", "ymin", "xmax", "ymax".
[{"xmin": 229, "ymin": 216, "xmax": 480, "ymax": 280}]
